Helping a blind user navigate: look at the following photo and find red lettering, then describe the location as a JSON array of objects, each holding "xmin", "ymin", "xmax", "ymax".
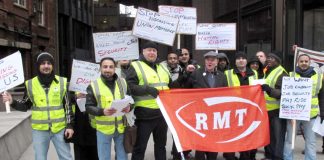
[
  {"xmin": 97, "ymin": 47, "xmax": 128, "ymax": 57},
  {"xmin": 76, "ymin": 78, "xmax": 91, "ymax": 85}
]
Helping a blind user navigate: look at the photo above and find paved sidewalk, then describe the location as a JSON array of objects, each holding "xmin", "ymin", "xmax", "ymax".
[{"xmin": 18, "ymin": 130, "xmax": 324, "ymax": 160}]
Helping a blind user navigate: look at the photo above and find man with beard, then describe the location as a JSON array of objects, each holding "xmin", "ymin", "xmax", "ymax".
[
  {"xmin": 184, "ymin": 51, "xmax": 227, "ymax": 160},
  {"xmin": 261, "ymin": 51, "xmax": 288, "ymax": 160},
  {"xmin": 283, "ymin": 54, "xmax": 324, "ymax": 160},
  {"xmin": 2, "ymin": 52, "xmax": 74, "ymax": 160},
  {"xmin": 85, "ymin": 57, "xmax": 131, "ymax": 160}
]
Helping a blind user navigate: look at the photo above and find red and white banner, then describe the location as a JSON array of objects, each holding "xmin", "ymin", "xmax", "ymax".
[
  {"xmin": 296, "ymin": 47, "xmax": 324, "ymax": 64},
  {"xmin": 157, "ymin": 85, "xmax": 269, "ymax": 152}
]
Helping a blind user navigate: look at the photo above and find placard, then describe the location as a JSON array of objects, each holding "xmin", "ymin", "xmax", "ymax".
[
  {"xmin": 0, "ymin": 51, "xmax": 24, "ymax": 93},
  {"xmin": 69, "ymin": 59, "xmax": 100, "ymax": 94},
  {"xmin": 196, "ymin": 23, "xmax": 236, "ymax": 50},
  {"xmin": 279, "ymin": 77, "xmax": 313, "ymax": 121},
  {"xmin": 132, "ymin": 7, "xmax": 179, "ymax": 46},
  {"xmin": 93, "ymin": 31, "xmax": 139, "ymax": 62},
  {"xmin": 158, "ymin": 5, "xmax": 197, "ymax": 35}
]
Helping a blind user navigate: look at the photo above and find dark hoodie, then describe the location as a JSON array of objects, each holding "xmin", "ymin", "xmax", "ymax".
[
  {"xmin": 247, "ymin": 56, "xmax": 263, "ymax": 78},
  {"xmin": 217, "ymin": 53, "xmax": 230, "ymax": 72}
]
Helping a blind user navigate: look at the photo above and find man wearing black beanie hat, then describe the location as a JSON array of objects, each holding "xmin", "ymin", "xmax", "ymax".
[
  {"xmin": 261, "ymin": 50, "xmax": 288, "ymax": 160},
  {"xmin": 127, "ymin": 41, "xmax": 174, "ymax": 160},
  {"xmin": 2, "ymin": 52, "xmax": 74, "ymax": 160},
  {"xmin": 36, "ymin": 52, "xmax": 56, "ymax": 87},
  {"xmin": 224, "ymin": 51, "xmax": 258, "ymax": 160}
]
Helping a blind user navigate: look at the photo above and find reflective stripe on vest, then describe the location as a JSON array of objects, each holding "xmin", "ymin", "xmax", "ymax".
[
  {"xmin": 131, "ymin": 61, "xmax": 170, "ymax": 109},
  {"xmin": 91, "ymin": 78, "xmax": 126, "ymax": 135},
  {"xmin": 89, "ymin": 114, "xmax": 96, "ymax": 129},
  {"xmin": 225, "ymin": 69, "xmax": 258, "ymax": 87},
  {"xmin": 26, "ymin": 76, "xmax": 67, "ymax": 133},
  {"xmin": 290, "ymin": 72, "xmax": 323, "ymax": 117},
  {"xmin": 264, "ymin": 66, "xmax": 286, "ymax": 111}
]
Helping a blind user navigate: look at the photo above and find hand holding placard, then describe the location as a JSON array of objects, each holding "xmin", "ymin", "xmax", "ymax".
[{"xmin": 2, "ymin": 91, "xmax": 12, "ymax": 113}]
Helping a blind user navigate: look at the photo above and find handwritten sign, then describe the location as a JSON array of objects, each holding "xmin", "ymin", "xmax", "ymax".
[
  {"xmin": 132, "ymin": 7, "xmax": 179, "ymax": 46},
  {"xmin": 196, "ymin": 23, "xmax": 236, "ymax": 50},
  {"xmin": 93, "ymin": 31, "xmax": 139, "ymax": 62},
  {"xmin": 69, "ymin": 59, "xmax": 100, "ymax": 94},
  {"xmin": 158, "ymin": 5, "xmax": 196, "ymax": 35},
  {"xmin": 279, "ymin": 77, "xmax": 313, "ymax": 121},
  {"xmin": 0, "ymin": 51, "xmax": 24, "ymax": 93}
]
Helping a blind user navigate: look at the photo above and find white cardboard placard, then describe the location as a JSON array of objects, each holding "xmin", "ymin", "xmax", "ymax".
[{"xmin": 93, "ymin": 31, "xmax": 139, "ymax": 62}]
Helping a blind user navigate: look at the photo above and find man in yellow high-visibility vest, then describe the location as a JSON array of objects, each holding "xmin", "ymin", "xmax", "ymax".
[
  {"xmin": 261, "ymin": 51, "xmax": 288, "ymax": 160},
  {"xmin": 283, "ymin": 54, "xmax": 324, "ymax": 160},
  {"xmin": 224, "ymin": 52, "xmax": 258, "ymax": 160},
  {"xmin": 2, "ymin": 52, "xmax": 74, "ymax": 160},
  {"xmin": 127, "ymin": 41, "xmax": 174, "ymax": 160},
  {"xmin": 85, "ymin": 57, "xmax": 131, "ymax": 160}
]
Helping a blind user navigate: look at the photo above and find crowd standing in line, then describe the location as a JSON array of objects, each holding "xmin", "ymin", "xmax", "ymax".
[{"xmin": 2, "ymin": 42, "xmax": 324, "ymax": 160}]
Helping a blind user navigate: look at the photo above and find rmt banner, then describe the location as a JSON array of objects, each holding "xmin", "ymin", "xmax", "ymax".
[{"xmin": 157, "ymin": 85, "xmax": 269, "ymax": 152}]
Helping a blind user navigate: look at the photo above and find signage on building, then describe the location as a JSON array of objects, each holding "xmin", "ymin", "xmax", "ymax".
[
  {"xmin": 196, "ymin": 23, "xmax": 236, "ymax": 50},
  {"xmin": 158, "ymin": 5, "xmax": 197, "ymax": 35},
  {"xmin": 279, "ymin": 77, "xmax": 312, "ymax": 121},
  {"xmin": 69, "ymin": 59, "xmax": 100, "ymax": 94},
  {"xmin": 0, "ymin": 51, "xmax": 24, "ymax": 93},
  {"xmin": 132, "ymin": 7, "xmax": 179, "ymax": 46},
  {"xmin": 93, "ymin": 31, "xmax": 139, "ymax": 62}
]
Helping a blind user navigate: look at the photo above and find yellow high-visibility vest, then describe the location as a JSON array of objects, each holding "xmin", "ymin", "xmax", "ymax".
[
  {"xmin": 26, "ymin": 75, "xmax": 67, "ymax": 133},
  {"xmin": 91, "ymin": 77, "xmax": 127, "ymax": 135},
  {"xmin": 225, "ymin": 69, "xmax": 258, "ymax": 86},
  {"xmin": 131, "ymin": 61, "xmax": 170, "ymax": 109},
  {"xmin": 264, "ymin": 66, "xmax": 287, "ymax": 111},
  {"xmin": 290, "ymin": 72, "xmax": 323, "ymax": 118}
]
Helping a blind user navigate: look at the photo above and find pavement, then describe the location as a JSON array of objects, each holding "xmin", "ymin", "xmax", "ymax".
[{"xmin": 18, "ymin": 130, "xmax": 324, "ymax": 160}]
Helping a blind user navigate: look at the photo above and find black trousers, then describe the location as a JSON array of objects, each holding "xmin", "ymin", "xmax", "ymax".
[
  {"xmin": 131, "ymin": 117, "xmax": 168, "ymax": 160},
  {"xmin": 195, "ymin": 151, "xmax": 217, "ymax": 160},
  {"xmin": 223, "ymin": 150, "xmax": 256, "ymax": 160},
  {"xmin": 264, "ymin": 116, "xmax": 286, "ymax": 160},
  {"xmin": 171, "ymin": 139, "xmax": 191, "ymax": 160},
  {"xmin": 74, "ymin": 144, "xmax": 98, "ymax": 160}
]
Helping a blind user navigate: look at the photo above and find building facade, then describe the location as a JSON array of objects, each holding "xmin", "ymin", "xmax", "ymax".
[
  {"xmin": 0, "ymin": 0, "xmax": 57, "ymax": 79},
  {"xmin": 117, "ymin": 0, "xmax": 324, "ymax": 70},
  {"xmin": 57, "ymin": 0, "xmax": 93, "ymax": 78}
]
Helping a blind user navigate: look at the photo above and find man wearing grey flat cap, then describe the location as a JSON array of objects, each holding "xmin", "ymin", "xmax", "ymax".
[{"xmin": 184, "ymin": 51, "xmax": 228, "ymax": 160}]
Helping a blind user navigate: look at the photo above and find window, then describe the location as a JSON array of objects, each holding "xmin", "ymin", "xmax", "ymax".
[
  {"xmin": 37, "ymin": 0, "xmax": 45, "ymax": 26},
  {"xmin": 13, "ymin": 0, "xmax": 26, "ymax": 7},
  {"xmin": 303, "ymin": 7, "xmax": 324, "ymax": 51}
]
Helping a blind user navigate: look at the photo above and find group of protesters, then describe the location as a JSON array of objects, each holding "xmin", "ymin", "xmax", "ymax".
[{"xmin": 1, "ymin": 41, "xmax": 324, "ymax": 160}]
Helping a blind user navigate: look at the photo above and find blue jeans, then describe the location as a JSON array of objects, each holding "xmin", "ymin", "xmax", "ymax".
[
  {"xmin": 32, "ymin": 129, "xmax": 72, "ymax": 160},
  {"xmin": 97, "ymin": 130, "xmax": 127, "ymax": 160},
  {"xmin": 284, "ymin": 118, "xmax": 317, "ymax": 160}
]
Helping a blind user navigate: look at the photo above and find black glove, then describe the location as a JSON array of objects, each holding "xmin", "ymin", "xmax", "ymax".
[
  {"xmin": 320, "ymin": 116, "xmax": 324, "ymax": 123},
  {"xmin": 146, "ymin": 86, "xmax": 159, "ymax": 98},
  {"xmin": 261, "ymin": 84, "xmax": 272, "ymax": 93}
]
